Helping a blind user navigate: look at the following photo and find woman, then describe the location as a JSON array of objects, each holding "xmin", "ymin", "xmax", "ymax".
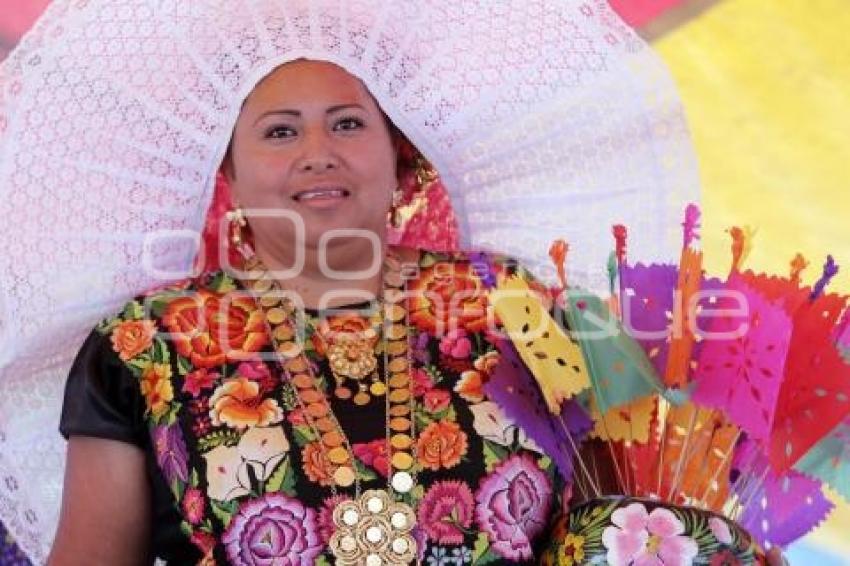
[{"xmin": 0, "ymin": 1, "xmax": 699, "ymax": 564}]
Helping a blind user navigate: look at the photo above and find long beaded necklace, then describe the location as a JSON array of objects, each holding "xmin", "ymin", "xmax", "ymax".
[{"xmin": 239, "ymin": 250, "xmax": 419, "ymax": 565}]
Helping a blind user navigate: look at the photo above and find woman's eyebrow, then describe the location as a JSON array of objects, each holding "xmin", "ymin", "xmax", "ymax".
[{"xmin": 253, "ymin": 103, "xmax": 365, "ymax": 125}]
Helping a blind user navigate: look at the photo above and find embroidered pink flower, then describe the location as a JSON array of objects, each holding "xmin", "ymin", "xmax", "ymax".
[
  {"xmin": 235, "ymin": 360, "xmax": 277, "ymax": 393},
  {"xmin": 352, "ymin": 439, "xmax": 389, "ymax": 477},
  {"xmin": 182, "ymin": 368, "xmax": 219, "ymax": 397},
  {"xmin": 287, "ymin": 407, "xmax": 306, "ymax": 426},
  {"xmin": 182, "ymin": 487, "xmax": 206, "ymax": 525},
  {"xmin": 601, "ymin": 502, "xmax": 699, "ymax": 566},
  {"xmin": 412, "ymin": 367, "xmax": 434, "ymax": 397},
  {"xmin": 190, "ymin": 531, "xmax": 216, "ymax": 555},
  {"xmin": 222, "ymin": 493, "xmax": 322, "ymax": 565},
  {"xmin": 317, "ymin": 495, "xmax": 352, "ymax": 544},
  {"xmin": 474, "ymin": 453, "xmax": 552, "ymax": 560},
  {"xmin": 709, "ymin": 516, "xmax": 733, "ymax": 545},
  {"xmin": 418, "ymin": 480, "xmax": 475, "ymax": 545},
  {"xmin": 423, "ymin": 389, "xmax": 451, "ymax": 413},
  {"xmin": 439, "ymin": 328, "xmax": 473, "ymax": 359}
]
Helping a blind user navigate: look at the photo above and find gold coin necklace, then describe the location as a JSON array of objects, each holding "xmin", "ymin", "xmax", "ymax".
[{"xmin": 240, "ymin": 250, "xmax": 419, "ymax": 565}]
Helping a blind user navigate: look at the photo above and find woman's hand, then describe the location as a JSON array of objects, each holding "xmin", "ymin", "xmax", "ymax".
[{"xmin": 48, "ymin": 436, "xmax": 152, "ymax": 566}]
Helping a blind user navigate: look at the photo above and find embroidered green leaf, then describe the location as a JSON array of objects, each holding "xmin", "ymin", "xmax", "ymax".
[
  {"xmin": 537, "ymin": 455, "xmax": 553, "ymax": 471},
  {"xmin": 152, "ymin": 337, "xmax": 170, "ymax": 364},
  {"xmin": 179, "ymin": 520, "xmax": 193, "ymax": 537},
  {"xmin": 149, "ymin": 294, "xmax": 177, "ymax": 318},
  {"xmin": 161, "ymin": 402, "xmax": 182, "ymax": 426},
  {"xmin": 95, "ymin": 316, "xmax": 121, "ymax": 335},
  {"xmin": 197, "ymin": 429, "xmax": 241, "ymax": 452},
  {"xmin": 265, "ymin": 456, "xmax": 292, "ymax": 495},
  {"xmin": 315, "ymin": 557, "xmax": 332, "ymax": 566},
  {"xmin": 291, "ymin": 425, "xmax": 317, "ymax": 446},
  {"xmin": 176, "ymin": 354, "xmax": 192, "ymax": 376},
  {"xmin": 122, "ymin": 300, "xmax": 144, "ymax": 321},
  {"xmin": 170, "ymin": 478, "xmax": 185, "ymax": 502},
  {"xmin": 209, "ymin": 272, "xmax": 237, "ymax": 293},
  {"xmin": 471, "ymin": 533, "xmax": 492, "ymax": 564},
  {"xmin": 482, "ymin": 439, "xmax": 508, "ymax": 472},
  {"xmin": 353, "ymin": 459, "xmax": 378, "ymax": 482},
  {"xmin": 190, "ymin": 468, "xmax": 199, "ymax": 488},
  {"xmin": 210, "ymin": 499, "xmax": 238, "ymax": 527},
  {"xmin": 127, "ymin": 356, "xmax": 153, "ymax": 373},
  {"xmin": 280, "ymin": 384, "xmax": 298, "ymax": 411},
  {"xmin": 423, "ymin": 364, "xmax": 444, "ymax": 385}
]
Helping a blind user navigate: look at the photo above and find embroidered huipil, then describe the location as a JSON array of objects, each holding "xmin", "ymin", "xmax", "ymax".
[{"xmin": 60, "ymin": 250, "xmax": 573, "ymax": 564}]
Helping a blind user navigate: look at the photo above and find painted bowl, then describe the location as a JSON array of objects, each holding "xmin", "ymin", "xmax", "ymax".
[{"xmin": 541, "ymin": 496, "xmax": 768, "ymax": 565}]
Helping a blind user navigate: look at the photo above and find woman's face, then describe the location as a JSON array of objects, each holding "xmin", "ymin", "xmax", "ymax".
[{"xmin": 223, "ymin": 59, "xmax": 398, "ymax": 254}]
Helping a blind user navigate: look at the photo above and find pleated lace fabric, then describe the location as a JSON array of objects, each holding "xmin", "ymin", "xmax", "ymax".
[{"xmin": 0, "ymin": 0, "xmax": 698, "ymax": 560}]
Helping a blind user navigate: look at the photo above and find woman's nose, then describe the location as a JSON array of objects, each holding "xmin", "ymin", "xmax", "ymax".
[{"xmin": 298, "ymin": 132, "xmax": 339, "ymax": 172}]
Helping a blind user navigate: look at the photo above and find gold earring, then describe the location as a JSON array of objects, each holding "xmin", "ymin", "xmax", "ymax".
[{"xmin": 225, "ymin": 206, "xmax": 247, "ymax": 246}]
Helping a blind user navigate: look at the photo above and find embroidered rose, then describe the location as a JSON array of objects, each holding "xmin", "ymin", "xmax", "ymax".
[
  {"xmin": 417, "ymin": 421, "xmax": 468, "ymax": 471},
  {"xmin": 234, "ymin": 361, "xmax": 277, "ymax": 393},
  {"xmin": 222, "ymin": 493, "xmax": 322, "ymax": 565},
  {"xmin": 601, "ymin": 502, "xmax": 699, "ymax": 566},
  {"xmin": 439, "ymin": 328, "xmax": 472, "ymax": 359},
  {"xmin": 182, "ymin": 487, "xmax": 206, "ymax": 525},
  {"xmin": 317, "ymin": 494, "xmax": 352, "ymax": 544},
  {"xmin": 423, "ymin": 389, "xmax": 452, "ymax": 413},
  {"xmin": 140, "ymin": 362, "xmax": 174, "ymax": 419},
  {"xmin": 183, "ymin": 368, "xmax": 219, "ymax": 397},
  {"xmin": 302, "ymin": 441, "xmax": 334, "ymax": 486},
  {"xmin": 475, "ymin": 453, "xmax": 552, "ymax": 561},
  {"xmin": 110, "ymin": 319, "xmax": 156, "ymax": 361},
  {"xmin": 202, "ymin": 426, "xmax": 289, "ymax": 501},
  {"xmin": 209, "ymin": 377, "xmax": 284, "ymax": 430},
  {"xmin": 152, "ymin": 423, "xmax": 188, "ymax": 485},
  {"xmin": 455, "ymin": 351, "xmax": 500, "ymax": 403},
  {"xmin": 412, "ymin": 367, "xmax": 435, "ymax": 397},
  {"xmin": 190, "ymin": 531, "xmax": 216, "ymax": 556},
  {"xmin": 162, "ymin": 290, "xmax": 268, "ymax": 368},
  {"xmin": 352, "ymin": 439, "xmax": 389, "ymax": 477},
  {"xmin": 409, "ymin": 261, "xmax": 490, "ymax": 334},
  {"xmin": 418, "ymin": 480, "xmax": 475, "ymax": 545}
]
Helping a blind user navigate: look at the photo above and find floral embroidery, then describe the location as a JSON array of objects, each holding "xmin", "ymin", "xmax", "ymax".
[
  {"xmin": 417, "ymin": 421, "xmax": 468, "ymax": 471},
  {"xmin": 162, "ymin": 290, "xmax": 268, "ymax": 368},
  {"xmin": 110, "ymin": 319, "xmax": 156, "ymax": 361},
  {"xmin": 222, "ymin": 493, "xmax": 323, "ymax": 565},
  {"xmin": 140, "ymin": 362, "xmax": 174, "ymax": 419},
  {"xmin": 475, "ymin": 453, "xmax": 552, "ymax": 561},
  {"xmin": 94, "ymin": 251, "xmax": 568, "ymax": 562},
  {"xmin": 418, "ymin": 480, "xmax": 475, "ymax": 545},
  {"xmin": 208, "ymin": 377, "xmax": 284, "ymax": 429},
  {"xmin": 601, "ymin": 502, "xmax": 699, "ymax": 566},
  {"xmin": 559, "ymin": 533, "xmax": 585, "ymax": 565}
]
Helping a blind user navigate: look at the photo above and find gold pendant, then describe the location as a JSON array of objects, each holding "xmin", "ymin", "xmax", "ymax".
[{"xmin": 330, "ymin": 490, "xmax": 417, "ymax": 565}]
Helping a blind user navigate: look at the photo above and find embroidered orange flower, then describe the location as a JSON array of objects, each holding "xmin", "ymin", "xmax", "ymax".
[
  {"xmin": 162, "ymin": 290, "xmax": 268, "ymax": 368},
  {"xmin": 455, "ymin": 350, "xmax": 501, "ymax": 403},
  {"xmin": 417, "ymin": 421, "xmax": 468, "ymax": 471},
  {"xmin": 140, "ymin": 362, "xmax": 174, "ymax": 418},
  {"xmin": 110, "ymin": 319, "xmax": 156, "ymax": 361},
  {"xmin": 302, "ymin": 441, "xmax": 334, "ymax": 486},
  {"xmin": 408, "ymin": 261, "xmax": 490, "ymax": 335},
  {"xmin": 208, "ymin": 377, "xmax": 283, "ymax": 430}
]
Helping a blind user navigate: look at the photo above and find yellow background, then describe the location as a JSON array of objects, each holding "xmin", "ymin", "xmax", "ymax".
[{"xmin": 655, "ymin": 0, "xmax": 849, "ymax": 556}]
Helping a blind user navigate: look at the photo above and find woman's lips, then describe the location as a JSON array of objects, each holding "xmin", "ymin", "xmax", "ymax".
[{"xmin": 292, "ymin": 187, "xmax": 351, "ymax": 208}]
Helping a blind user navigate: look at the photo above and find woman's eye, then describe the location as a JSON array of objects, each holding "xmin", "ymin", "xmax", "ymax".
[
  {"xmin": 265, "ymin": 125, "xmax": 296, "ymax": 139},
  {"xmin": 334, "ymin": 117, "xmax": 364, "ymax": 131}
]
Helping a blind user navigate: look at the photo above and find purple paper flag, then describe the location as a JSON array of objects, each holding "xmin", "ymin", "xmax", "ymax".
[
  {"xmin": 734, "ymin": 441, "xmax": 834, "ymax": 548},
  {"xmin": 619, "ymin": 262, "xmax": 678, "ymax": 374},
  {"xmin": 485, "ymin": 339, "xmax": 593, "ymax": 481}
]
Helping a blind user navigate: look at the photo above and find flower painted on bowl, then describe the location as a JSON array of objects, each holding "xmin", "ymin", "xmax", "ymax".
[
  {"xmin": 209, "ymin": 377, "xmax": 283, "ymax": 429},
  {"xmin": 417, "ymin": 421, "xmax": 468, "ymax": 471},
  {"xmin": 418, "ymin": 480, "xmax": 475, "ymax": 545},
  {"xmin": 475, "ymin": 453, "xmax": 552, "ymax": 560},
  {"xmin": 222, "ymin": 493, "xmax": 322, "ymax": 565},
  {"xmin": 709, "ymin": 516, "xmax": 733, "ymax": 545},
  {"xmin": 560, "ymin": 533, "xmax": 586, "ymax": 566},
  {"xmin": 110, "ymin": 319, "xmax": 156, "ymax": 361},
  {"xmin": 601, "ymin": 502, "xmax": 698, "ymax": 566}
]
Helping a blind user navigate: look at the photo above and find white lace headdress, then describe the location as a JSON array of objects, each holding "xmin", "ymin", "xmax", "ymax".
[{"xmin": 0, "ymin": 0, "xmax": 698, "ymax": 560}]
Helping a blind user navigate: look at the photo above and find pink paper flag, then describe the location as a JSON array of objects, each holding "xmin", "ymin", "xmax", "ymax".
[{"xmin": 692, "ymin": 280, "xmax": 792, "ymax": 440}]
